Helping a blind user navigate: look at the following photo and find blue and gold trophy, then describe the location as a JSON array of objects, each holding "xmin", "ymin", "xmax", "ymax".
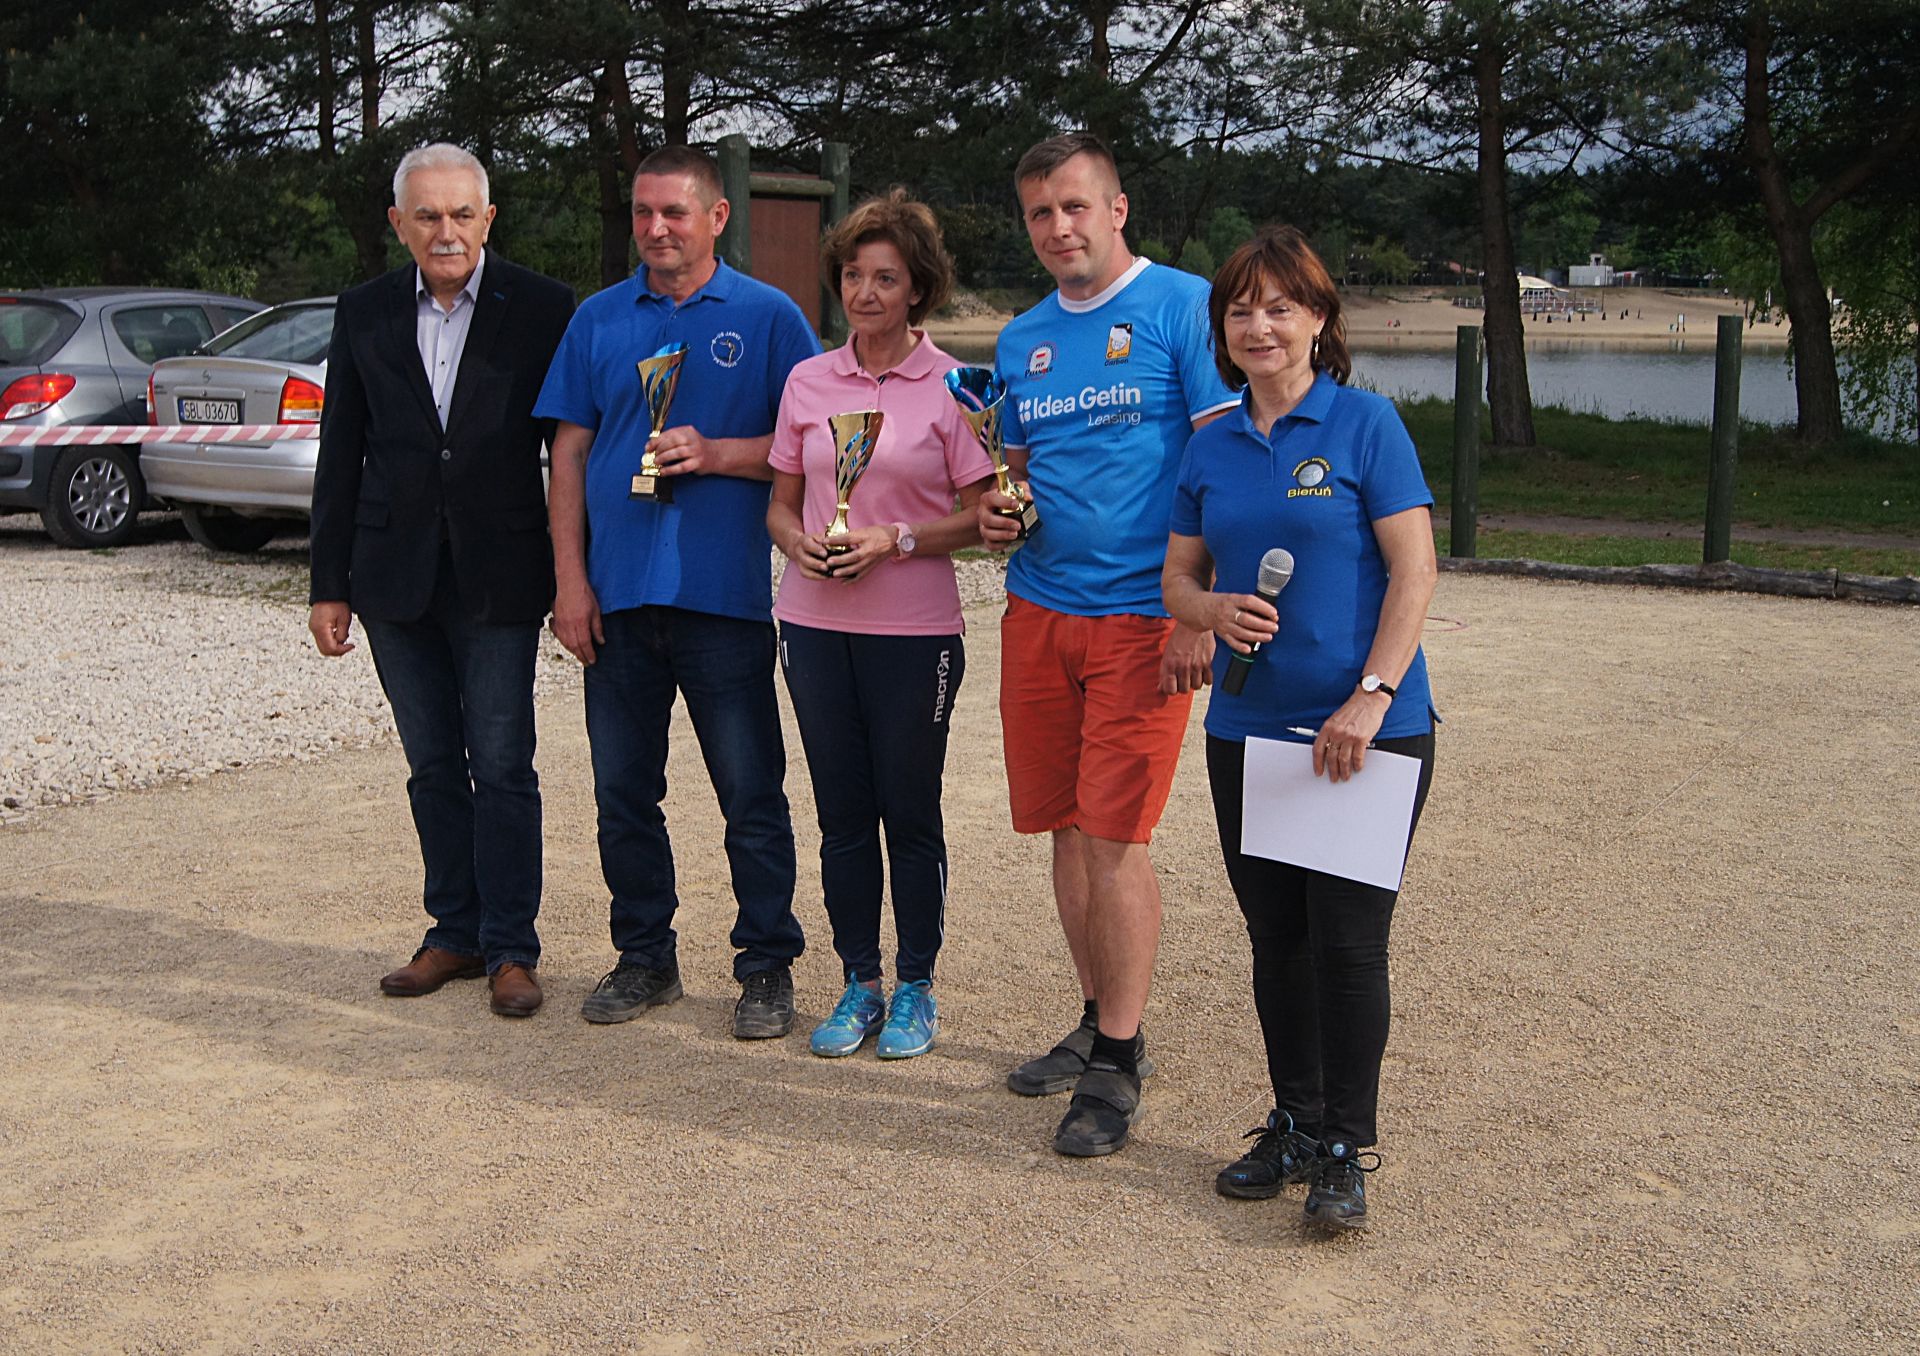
[
  {"xmin": 823, "ymin": 409, "xmax": 885, "ymax": 563},
  {"xmin": 630, "ymin": 342, "xmax": 689, "ymax": 503},
  {"xmin": 945, "ymin": 365, "xmax": 1037, "ymax": 539}
]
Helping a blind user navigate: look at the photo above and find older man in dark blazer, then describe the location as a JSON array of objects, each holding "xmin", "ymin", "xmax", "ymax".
[{"xmin": 309, "ymin": 143, "xmax": 574, "ymax": 1018}]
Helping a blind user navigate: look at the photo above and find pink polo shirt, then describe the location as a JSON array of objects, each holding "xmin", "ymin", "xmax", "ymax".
[{"xmin": 770, "ymin": 333, "xmax": 995, "ymax": 636}]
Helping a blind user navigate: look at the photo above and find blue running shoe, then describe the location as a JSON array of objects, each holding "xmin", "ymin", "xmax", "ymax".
[
  {"xmin": 876, "ymin": 980, "xmax": 938, "ymax": 1059},
  {"xmin": 810, "ymin": 980, "xmax": 885, "ymax": 1057}
]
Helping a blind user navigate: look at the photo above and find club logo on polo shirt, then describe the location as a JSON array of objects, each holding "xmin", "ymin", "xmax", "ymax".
[
  {"xmin": 1289, "ymin": 457, "xmax": 1334, "ymax": 498},
  {"xmin": 1104, "ymin": 323, "xmax": 1132, "ymax": 364},
  {"xmin": 710, "ymin": 331, "xmax": 744, "ymax": 367},
  {"xmin": 1027, "ymin": 343, "xmax": 1055, "ymax": 377}
]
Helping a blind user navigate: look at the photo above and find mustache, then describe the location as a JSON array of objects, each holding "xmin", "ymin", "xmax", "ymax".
[{"xmin": 429, "ymin": 243, "xmax": 467, "ymax": 256}]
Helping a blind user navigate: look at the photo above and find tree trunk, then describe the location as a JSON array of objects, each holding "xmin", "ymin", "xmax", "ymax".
[
  {"xmin": 1473, "ymin": 35, "xmax": 1534, "ymax": 448},
  {"xmin": 659, "ymin": 0, "xmax": 692, "ymax": 145},
  {"xmin": 1741, "ymin": 7, "xmax": 1844, "ymax": 443},
  {"xmin": 594, "ymin": 64, "xmax": 633, "ymax": 289},
  {"xmin": 341, "ymin": 0, "xmax": 389, "ymax": 281}
]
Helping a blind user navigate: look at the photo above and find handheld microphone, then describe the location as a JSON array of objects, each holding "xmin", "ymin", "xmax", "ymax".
[{"xmin": 1222, "ymin": 547, "xmax": 1294, "ymax": 697}]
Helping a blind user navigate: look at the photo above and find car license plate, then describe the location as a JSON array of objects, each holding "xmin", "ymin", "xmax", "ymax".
[{"xmin": 180, "ymin": 398, "xmax": 241, "ymax": 423}]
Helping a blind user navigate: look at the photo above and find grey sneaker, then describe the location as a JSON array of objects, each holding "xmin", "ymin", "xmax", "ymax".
[
  {"xmin": 1303, "ymin": 1142, "xmax": 1382, "ymax": 1230},
  {"xmin": 733, "ymin": 968, "xmax": 795, "ymax": 1039},
  {"xmin": 1007, "ymin": 1016, "xmax": 1155, "ymax": 1096},
  {"xmin": 580, "ymin": 963, "xmax": 683, "ymax": 1024},
  {"xmin": 1215, "ymin": 1110, "xmax": 1323, "ymax": 1199},
  {"xmin": 1052, "ymin": 1057, "xmax": 1143, "ymax": 1157}
]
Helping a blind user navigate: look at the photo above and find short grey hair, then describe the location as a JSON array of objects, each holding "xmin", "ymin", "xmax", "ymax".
[{"xmin": 392, "ymin": 143, "xmax": 490, "ymax": 208}]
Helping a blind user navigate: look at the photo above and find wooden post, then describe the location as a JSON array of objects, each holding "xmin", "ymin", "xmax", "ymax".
[
  {"xmin": 1705, "ymin": 314, "xmax": 1743, "ymax": 564},
  {"xmin": 1450, "ymin": 324, "xmax": 1482, "ymax": 558},
  {"xmin": 821, "ymin": 141, "xmax": 851, "ymax": 344},
  {"xmin": 716, "ymin": 134, "xmax": 751, "ymax": 275}
]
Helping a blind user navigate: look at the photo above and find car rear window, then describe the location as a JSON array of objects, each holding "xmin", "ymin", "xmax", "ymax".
[
  {"xmin": 112, "ymin": 305, "xmax": 217, "ymax": 363},
  {"xmin": 206, "ymin": 304, "xmax": 335, "ymax": 365},
  {"xmin": 0, "ymin": 298, "xmax": 82, "ymax": 366}
]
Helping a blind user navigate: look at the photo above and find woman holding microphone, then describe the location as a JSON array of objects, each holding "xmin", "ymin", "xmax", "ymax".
[
  {"xmin": 1162, "ymin": 226, "xmax": 1438, "ymax": 1230},
  {"xmin": 767, "ymin": 190, "xmax": 994, "ymax": 1060}
]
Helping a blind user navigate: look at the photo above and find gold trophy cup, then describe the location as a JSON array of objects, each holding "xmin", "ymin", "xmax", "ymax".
[
  {"xmin": 631, "ymin": 342, "xmax": 690, "ymax": 502},
  {"xmin": 823, "ymin": 410, "xmax": 885, "ymax": 564},
  {"xmin": 944, "ymin": 365, "xmax": 1037, "ymax": 539}
]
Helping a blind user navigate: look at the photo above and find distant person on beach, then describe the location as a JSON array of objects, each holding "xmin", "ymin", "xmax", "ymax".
[
  {"xmin": 766, "ymin": 190, "xmax": 994, "ymax": 1061},
  {"xmin": 979, "ymin": 131, "xmax": 1238, "ymax": 1158},
  {"xmin": 536, "ymin": 145, "xmax": 818, "ymax": 1039},
  {"xmin": 1162, "ymin": 226, "xmax": 1439, "ymax": 1231},
  {"xmin": 308, "ymin": 144, "xmax": 574, "ymax": 1017}
]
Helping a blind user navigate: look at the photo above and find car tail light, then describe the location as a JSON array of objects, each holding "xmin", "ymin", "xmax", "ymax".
[
  {"xmin": 146, "ymin": 373, "xmax": 157, "ymax": 424},
  {"xmin": 278, "ymin": 376, "xmax": 324, "ymax": 423},
  {"xmin": 1, "ymin": 373, "xmax": 78, "ymax": 420}
]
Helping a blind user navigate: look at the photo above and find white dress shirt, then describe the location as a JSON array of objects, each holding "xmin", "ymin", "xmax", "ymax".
[{"xmin": 414, "ymin": 249, "xmax": 486, "ymax": 431}]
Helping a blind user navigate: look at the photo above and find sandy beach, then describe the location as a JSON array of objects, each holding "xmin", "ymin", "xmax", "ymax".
[{"xmin": 930, "ymin": 287, "xmax": 1789, "ymax": 353}]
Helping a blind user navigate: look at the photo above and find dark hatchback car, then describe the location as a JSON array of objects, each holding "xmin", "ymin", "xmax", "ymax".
[{"xmin": 0, "ymin": 288, "xmax": 263, "ymax": 547}]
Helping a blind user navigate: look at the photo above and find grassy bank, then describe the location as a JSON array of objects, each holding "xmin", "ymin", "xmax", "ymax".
[
  {"xmin": 1432, "ymin": 528, "xmax": 1919, "ymax": 577},
  {"xmin": 1397, "ymin": 398, "xmax": 1920, "ymax": 537}
]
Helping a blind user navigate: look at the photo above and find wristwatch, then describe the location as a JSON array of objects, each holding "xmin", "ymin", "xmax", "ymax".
[
  {"xmin": 892, "ymin": 522, "xmax": 917, "ymax": 558},
  {"xmin": 1360, "ymin": 673, "xmax": 1397, "ymax": 698}
]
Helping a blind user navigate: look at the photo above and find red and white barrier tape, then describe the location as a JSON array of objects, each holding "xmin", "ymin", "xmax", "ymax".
[{"xmin": 0, "ymin": 423, "xmax": 316, "ymax": 448}]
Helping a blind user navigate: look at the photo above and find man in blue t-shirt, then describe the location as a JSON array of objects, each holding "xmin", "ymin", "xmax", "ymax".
[
  {"xmin": 979, "ymin": 132, "xmax": 1239, "ymax": 1158},
  {"xmin": 536, "ymin": 145, "xmax": 819, "ymax": 1039}
]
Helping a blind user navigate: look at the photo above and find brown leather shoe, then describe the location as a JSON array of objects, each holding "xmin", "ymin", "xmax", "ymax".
[
  {"xmin": 489, "ymin": 962, "xmax": 543, "ymax": 1018},
  {"xmin": 380, "ymin": 946, "xmax": 487, "ymax": 997}
]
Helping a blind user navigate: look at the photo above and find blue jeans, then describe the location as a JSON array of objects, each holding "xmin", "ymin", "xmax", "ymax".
[
  {"xmin": 362, "ymin": 562, "xmax": 542, "ymax": 974},
  {"xmin": 585, "ymin": 605, "xmax": 801, "ymax": 980},
  {"xmin": 779, "ymin": 623, "xmax": 963, "ymax": 985}
]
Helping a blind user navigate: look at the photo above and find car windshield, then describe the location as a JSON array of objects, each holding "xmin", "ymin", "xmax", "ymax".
[
  {"xmin": 0, "ymin": 298, "xmax": 81, "ymax": 366},
  {"xmin": 205, "ymin": 304, "xmax": 335, "ymax": 365}
]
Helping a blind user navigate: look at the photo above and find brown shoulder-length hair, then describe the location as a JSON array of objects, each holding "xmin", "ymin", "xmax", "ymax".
[
  {"xmin": 1208, "ymin": 226, "xmax": 1351, "ymax": 389},
  {"xmin": 820, "ymin": 188, "xmax": 955, "ymax": 327}
]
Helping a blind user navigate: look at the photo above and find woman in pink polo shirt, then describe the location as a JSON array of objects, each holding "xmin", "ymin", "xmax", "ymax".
[{"xmin": 767, "ymin": 189, "xmax": 994, "ymax": 1061}]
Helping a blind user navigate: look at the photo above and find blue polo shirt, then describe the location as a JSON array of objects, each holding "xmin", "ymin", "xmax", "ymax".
[
  {"xmin": 995, "ymin": 259, "xmax": 1238, "ymax": 617},
  {"xmin": 535, "ymin": 260, "xmax": 819, "ymax": 621},
  {"xmin": 1170, "ymin": 372, "xmax": 1437, "ymax": 742}
]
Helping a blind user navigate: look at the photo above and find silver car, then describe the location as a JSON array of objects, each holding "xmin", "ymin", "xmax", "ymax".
[
  {"xmin": 0, "ymin": 288, "xmax": 263, "ymax": 547},
  {"xmin": 142, "ymin": 299, "xmax": 336, "ymax": 552}
]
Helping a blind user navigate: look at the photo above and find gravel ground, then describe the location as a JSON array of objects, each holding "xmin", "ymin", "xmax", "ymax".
[
  {"xmin": 2, "ymin": 513, "xmax": 1916, "ymax": 1354},
  {"xmin": 0, "ymin": 515, "xmax": 1009, "ymax": 824}
]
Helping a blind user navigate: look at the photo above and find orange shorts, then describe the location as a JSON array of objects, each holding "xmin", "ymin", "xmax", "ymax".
[{"xmin": 999, "ymin": 595, "xmax": 1194, "ymax": 843}]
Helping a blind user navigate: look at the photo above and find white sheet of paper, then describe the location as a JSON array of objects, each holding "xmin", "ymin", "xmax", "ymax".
[{"xmin": 1240, "ymin": 736, "xmax": 1422, "ymax": 891}]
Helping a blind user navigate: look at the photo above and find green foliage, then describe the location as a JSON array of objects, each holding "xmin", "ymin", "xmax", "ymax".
[
  {"xmin": 1204, "ymin": 206, "xmax": 1255, "ymax": 268},
  {"xmin": 1398, "ymin": 397, "xmax": 1920, "ymax": 534},
  {"xmin": 1177, "ymin": 239, "xmax": 1217, "ymax": 279}
]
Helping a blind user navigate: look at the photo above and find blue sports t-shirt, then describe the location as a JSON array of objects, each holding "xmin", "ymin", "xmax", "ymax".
[
  {"xmin": 995, "ymin": 258, "xmax": 1238, "ymax": 616},
  {"xmin": 1170, "ymin": 373, "xmax": 1437, "ymax": 742},
  {"xmin": 534, "ymin": 261, "xmax": 819, "ymax": 621}
]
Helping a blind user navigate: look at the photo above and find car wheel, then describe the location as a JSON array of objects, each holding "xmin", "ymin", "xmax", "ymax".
[
  {"xmin": 179, "ymin": 505, "xmax": 278, "ymax": 553},
  {"xmin": 40, "ymin": 445, "xmax": 145, "ymax": 549}
]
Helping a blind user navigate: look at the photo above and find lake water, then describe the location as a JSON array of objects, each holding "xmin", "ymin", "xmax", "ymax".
[{"xmin": 943, "ymin": 335, "xmax": 1825, "ymax": 430}]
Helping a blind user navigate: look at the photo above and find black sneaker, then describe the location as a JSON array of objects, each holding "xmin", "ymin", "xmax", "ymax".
[
  {"xmin": 1051, "ymin": 1057, "xmax": 1143, "ymax": 1157},
  {"xmin": 580, "ymin": 963, "xmax": 683, "ymax": 1024},
  {"xmin": 1007, "ymin": 1017, "xmax": 1156, "ymax": 1096},
  {"xmin": 733, "ymin": 968, "xmax": 795, "ymax": 1039},
  {"xmin": 1216, "ymin": 1110, "xmax": 1323, "ymax": 1199},
  {"xmin": 1303, "ymin": 1141, "xmax": 1382, "ymax": 1230}
]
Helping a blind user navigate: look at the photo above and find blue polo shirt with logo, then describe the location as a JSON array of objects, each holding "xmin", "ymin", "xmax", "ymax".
[
  {"xmin": 535, "ymin": 260, "xmax": 819, "ymax": 621},
  {"xmin": 995, "ymin": 259, "xmax": 1238, "ymax": 617},
  {"xmin": 1170, "ymin": 372, "xmax": 1436, "ymax": 742}
]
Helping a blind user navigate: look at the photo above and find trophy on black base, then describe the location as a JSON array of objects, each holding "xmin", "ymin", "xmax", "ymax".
[
  {"xmin": 630, "ymin": 342, "xmax": 689, "ymax": 503},
  {"xmin": 945, "ymin": 365, "xmax": 1037, "ymax": 539},
  {"xmin": 823, "ymin": 409, "xmax": 884, "ymax": 568}
]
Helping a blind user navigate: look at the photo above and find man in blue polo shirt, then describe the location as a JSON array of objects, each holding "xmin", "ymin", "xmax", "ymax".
[
  {"xmin": 980, "ymin": 132, "xmax": 1239, "ymax": 1158},
  {"xmin": 538, "ymin": 145, "xmax": 819, "ymax": 1038}
]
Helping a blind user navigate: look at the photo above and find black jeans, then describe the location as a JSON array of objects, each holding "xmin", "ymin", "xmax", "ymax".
[
  {"xmin": 361, "ymin": 550, "xmax": 542, "ymax": 974},
  {"xmin": 1205, "ymin": 732, "xmax": 1435, "ymax": 1149},
  {"xmin": 779, "ymin": 623, "xmax": 964, "ymax": 986}
]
